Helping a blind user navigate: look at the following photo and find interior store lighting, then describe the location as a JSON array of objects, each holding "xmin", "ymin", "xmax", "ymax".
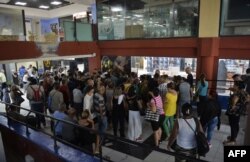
[
  {"xmin": 51, "ymin": 1, "xmax": 62, "ymax": 5},
  {"xmin": 111, "ymin": 6, "xmax": 122, "ymax": 12},
  {"xmin": 15, "ymin": 1, "xmax": 27, "ymax": 6},
  {"xmin": 39, "ymin": 5, "xmax": 50, "ymax": 9}
]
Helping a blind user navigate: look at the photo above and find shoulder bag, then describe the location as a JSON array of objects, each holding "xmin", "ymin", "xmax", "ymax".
[{"xmin": 184, "ymin": 118, "xmax": 209, "ymax": 157}]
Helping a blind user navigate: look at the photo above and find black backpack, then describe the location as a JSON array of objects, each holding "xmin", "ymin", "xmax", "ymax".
[{"xmin": 184, "ymin": 118, "xmax": 210, "ymax": 157}]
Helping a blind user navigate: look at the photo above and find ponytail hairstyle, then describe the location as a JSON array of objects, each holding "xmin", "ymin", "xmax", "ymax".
[
  {"xmin": 182, "ymin": 103, "xmax": 192, "ymax": 116},
  {"xmin": 199, "ymin": 73, "xmax": 206, "ymax": 87}
]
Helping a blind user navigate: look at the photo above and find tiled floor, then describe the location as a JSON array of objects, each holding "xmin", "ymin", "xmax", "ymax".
[{"xmin": 0, "ymin": 97, "xmax": 247, "ymax": 162}]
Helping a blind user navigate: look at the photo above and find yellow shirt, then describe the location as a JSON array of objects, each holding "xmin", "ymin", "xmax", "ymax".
[{"xmin": 164, "ymin": 92, "xmax": 177, "ymax": 116}]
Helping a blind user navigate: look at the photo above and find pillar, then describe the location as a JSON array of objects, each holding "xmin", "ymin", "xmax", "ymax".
[
  {"xmin": 199, "ymin": 0, "xmax": 221, "ymax": 37},
  {"xmin": 197, "ymin": 38, "xmax": 220, "ymax": 89},
  {"xmin": 88, "ymin": 49, "xmax": 101, "ymax": 73}
]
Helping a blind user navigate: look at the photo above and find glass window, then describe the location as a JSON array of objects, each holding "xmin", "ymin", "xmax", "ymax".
[
  {"xmin": 0, "ymin": 7, "xmax": 24, "ymax": 40},
  {"xmin": 97, "ymin": 0, "xmax": 199, "ymax": 40},
  {"xmin": 217, "ymin": 59, "xmax": 250, "ymax": 96},
  {"xmin": 220, "ymin": 0, "xmax": 250, "ymax": 36},
  {"xmin": 131, "ymin": 56, "xmax": 197, "ymax": 78}
]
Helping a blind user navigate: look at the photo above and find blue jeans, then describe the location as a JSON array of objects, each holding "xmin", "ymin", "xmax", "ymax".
[
  {"xmin": 204, "ymin": 116, "xmax": 218, "ymax": 143},
  {"xmin": 98, "ymin": 115, "xmax": 108, "ymax": 135}
]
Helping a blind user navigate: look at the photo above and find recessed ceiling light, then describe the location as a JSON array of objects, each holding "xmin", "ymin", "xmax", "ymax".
[
  {"xmin": 111, "ymin": 6, "xmax": 122, "ymax": 12},
  {"xmin": 15, "ymin": 2, "xmax": 27, "ymax": 6},
  {"xmin": 51, "ymin": 1, "xmax": 62, "ymax": 5},
  {"xmin": 39, "ymin": 5, "xmax": 50, "ymax": 9}
]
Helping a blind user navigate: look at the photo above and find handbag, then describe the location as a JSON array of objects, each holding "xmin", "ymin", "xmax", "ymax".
[
  {"xmin": 144, "ymin": 98, "xmax": 160, "ymax": 122},
  {"xmin": 15, "ymin": 96, "xmax": 25, "ymax": 104},
  {"xmin": 144, "ymin": 108, "xmax": 160, "ymax": 122},
  {"xmin": 184, "ymin": 118, "xmax": 209, "ymax": 157}
]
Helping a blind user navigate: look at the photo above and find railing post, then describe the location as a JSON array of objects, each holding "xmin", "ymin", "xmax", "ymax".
[
  {"xmin": 25, "ymin": 112, "xmax": 31, "ymax": 136},
  {"xmin": 52, "ymin": 120, "xmax": 58, "ymax": 149},
  {"xmin": 99, "ymin": 136, "xmax": 103, "ymax": 162}
]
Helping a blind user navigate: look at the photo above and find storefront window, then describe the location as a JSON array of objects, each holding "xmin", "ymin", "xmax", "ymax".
[
  {"xmin": 0, "ymin": 7, "xmax": 24, "ymax": 41},
  {"xmin": 97, "ymin": 0, "xmax": 199, "ymax": 40},
  {"xmin": 220, "ymin": 0, "xmax": 250, "ymax": 36},
  {"xmin": 101, "ymin": 55, "xmax": 197, "ymax": 78},
  {"xmin": 131, "ymin": 56, "xmax": 197, "ymax": 77},
  {"xmin": 217, "ymin": 59, "xmax": 250, "ymax": 95}
]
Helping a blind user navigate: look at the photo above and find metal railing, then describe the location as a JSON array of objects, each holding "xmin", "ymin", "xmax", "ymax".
[{"xmin": 0, "ymin": 101, "xmax": 208, "ymax": 162}]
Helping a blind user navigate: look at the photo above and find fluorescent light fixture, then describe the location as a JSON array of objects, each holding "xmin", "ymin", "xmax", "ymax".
[
  {"xmin": 134, "ymin": 14, "xmax": 143, "ymax": 18},
  {"xmin": 111, "ymin": 6, "xmax": 122, "ymax": 12},
  {"xmin": 15, "ymin": 2, "xmax": 27, "ymax": 6},
  {"xmin": 51, "ymin": 1, "xmax": 62, "ymax": 5},
  {"xmin": 39, "ymin": 5, "xmax": 50, "ymax": 9}
]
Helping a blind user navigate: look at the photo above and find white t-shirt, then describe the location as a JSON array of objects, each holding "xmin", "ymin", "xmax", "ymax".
[
  {"xmin": 23, "ymin": 74, "xmax": 29, "ymax": 83},
  {"xmin": 0, "ymin": 72, "xmax": 7, "ymax": 83},
  {"xmin": 73, "ymin": 88, "xmax": 83, "ymax": 103},
  {"xmin": 177, "ymin": 118, "xmax": 197, "ymax": 149},
  {"xmin": 83, "ymin": 94, "xmax": 93, "ymax": 112}
]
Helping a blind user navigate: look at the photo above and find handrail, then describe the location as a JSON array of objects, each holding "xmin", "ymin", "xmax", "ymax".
[{"xmin": 0, "ymin": 101, "xmax": 208, "ymax": 162}]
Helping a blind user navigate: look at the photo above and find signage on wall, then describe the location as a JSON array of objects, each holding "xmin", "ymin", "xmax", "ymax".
[{"xmin": 73, "ymin": 12, "xmax": 87, "ymax": 19}]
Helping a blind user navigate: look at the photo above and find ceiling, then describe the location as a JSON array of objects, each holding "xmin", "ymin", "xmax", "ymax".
[
  {"xmin": 0, "ymin": 0, "xmax": 94, "ymax": 10},
  {"xmin": 0, "ymin": 0, "xmax": 72, "ymax": 10},
  {"xmin": 0, "ymin": 0, "xmax": 95, "ymax": 18}
]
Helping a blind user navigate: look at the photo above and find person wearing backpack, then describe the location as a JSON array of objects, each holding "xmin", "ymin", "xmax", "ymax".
[
  {"xmin": 26, "ymin": 78, "xmax": 45, "ymax": 129},
  {"xmin": 167, "ymin": 103, "xmax": 204, "ymax": 162}
]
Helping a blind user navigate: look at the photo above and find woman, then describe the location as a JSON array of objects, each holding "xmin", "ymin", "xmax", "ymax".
[
  {"xmin": 127, "ymin": 85, "xmax": 142, "ymax": 141},
  {"xmin": 78, "ymin": 110, "xmax": 99, "ymax": 154},
  {"xmin": 199, "ymin": 90, "xmax": 221, "ymax": 147},
  {"xmin": 2, "ymin": 83, "xmax": 10, "ymax": 111},
  {"xmin": 196, "ymin": 73, "xmax": 208, "ymax": 103},
  {"xmin": 105, "ymin": 82, "xmax": 114, "ymax": 130},
  {"xmin": 10, "ymin": 84, "xmax": 24, "ymax": 113},
  {"xmin": 148, "ymin": 88, "xmax": 165, "ymax": 147},
  {"xmin": 196, "ymin": 74, "xmax": 208, "ymax": 117},
  {"xmin": 163, "ymin": 82, "xmax": 178, "ymax": 139},
  {"xmin": 224, "ymin": 81, "xmax": 248, "ymax": 145},
  {"xmin": 167, "ymin": 103, "xmax": 203, "ymax": 162},
  {"xmin": 111, "ymin": 86, "xmax": 126, "ymax": 137}
]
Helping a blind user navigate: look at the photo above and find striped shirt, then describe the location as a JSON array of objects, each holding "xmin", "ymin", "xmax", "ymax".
[
  {"xmin": 93, "ymin": 92, "xmax": 106, "ymax": 115},
  {"xmin": 151, "ymin": 95, "xmax": 164, "ymax": 115}
]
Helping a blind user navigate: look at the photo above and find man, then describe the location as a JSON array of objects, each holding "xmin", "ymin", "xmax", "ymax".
[
  {"xmin": 93, "ymin": 84, "xmax": 107, "ymax": 134},
  {"xmin": 26, "ymin": 78, "xmax": 45, "ymax": 129},
  {"xmin": 176, "ymin": 76, "xmax": 192, "ymax": 117},
  {"xmin": 49, "ymin": 82, "xmax": 64, "ymax": 113},
  {"xmin": 185, "ymin": 67, "xmax": 194, "ymax": 88}
]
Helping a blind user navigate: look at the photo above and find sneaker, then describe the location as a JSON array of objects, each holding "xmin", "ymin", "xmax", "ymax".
[
  {"xmin": 135, "ymin": 137, "xmax": 143, "ymax": 142},
  {"xmin": 208, "ymin": 143, "xmax": 212, "ymax": 149}
]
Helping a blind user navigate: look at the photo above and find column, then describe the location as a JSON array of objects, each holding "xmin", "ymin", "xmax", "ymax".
[
  {"xmin": 197, "ymin": 38, "xmax": 220, "ymax": 89},
  {"xmin": 199, "ymin": 0, "xmax": 221, "ymax": 37}
]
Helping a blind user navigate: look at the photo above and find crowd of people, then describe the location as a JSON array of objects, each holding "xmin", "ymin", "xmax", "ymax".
[{"xmin": 0, "ymin": 64, "xmax": 249, "ymax": 161}]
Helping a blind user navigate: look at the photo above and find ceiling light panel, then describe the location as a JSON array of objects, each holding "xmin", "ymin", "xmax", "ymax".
[
  {"xmin": 39, "ymin": 5, "xmax": 50, "ymax": 9},
  {"xmin": 15, "ymin": 1, "xmax": 27, "ymax": 6},
  {"xmin": 51, "ymin": 1, "xmax": 62, "ymax": 5}
]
